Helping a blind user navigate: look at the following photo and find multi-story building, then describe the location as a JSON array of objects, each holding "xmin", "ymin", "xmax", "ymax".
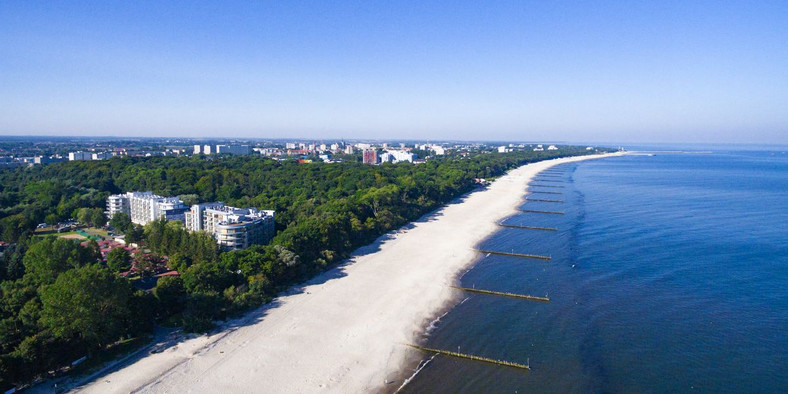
[
  {"xmin": 185, "ymin": 203, "xmax": 275, "ymax": 250},
  {"xmin": 362, "ymin": 149, "xmax": 378, "ymax": 164},
  {"xmin": 215, "ymin": 145, "xmax": 251, "ymax": 155},
  {"xmin": 380, "ymin": 150, "xmax": 415, "ymax": 163},
  {"xmin": 92, "ymin": 152, "xmax": 112, "ymax": 160},
  {"xmin": 68, "ymin": 151, "xmax": 93, "ymax": 161},
  {"xmin": 106, "ymin": 194, "xmax": 130, "ymax": 218},
  {"xmin": 193, "ymin": 144, "xmax": 252, "ymax": 155},
  {"xmin": 106, "ymin": 192, "xmax": 188, "ymax": 225}
]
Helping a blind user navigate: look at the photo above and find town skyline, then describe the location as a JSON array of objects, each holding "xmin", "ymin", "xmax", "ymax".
[{"xmin": 2, "ymin": 1, "xmax": 787, "ymax": 144}]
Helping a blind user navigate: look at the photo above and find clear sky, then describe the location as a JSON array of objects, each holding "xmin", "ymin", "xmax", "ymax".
[{"xmin": 1, "ymin": 1, "xmax": 786, "ymax": 143}]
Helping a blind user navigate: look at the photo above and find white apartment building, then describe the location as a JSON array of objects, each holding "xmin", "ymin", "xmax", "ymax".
[
  {"xmin": 106, "ymin": 192, "xmax": 188, "ymax": 225},
  {"xmin": 380, "ymin": 150, "xmax": 415, "ymax": 163},
  {"xmin": 185, "ymin": 203, "xmax": 275, "ymax": 250},
  {"xmin": 68, "ymin": 151, "xmax": 93, "ymax": 161}
]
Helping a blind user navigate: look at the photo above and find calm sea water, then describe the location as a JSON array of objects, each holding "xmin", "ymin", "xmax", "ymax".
[{"xmin": 400, "ymin": 151, "xmax": 788, "ymax": 393}]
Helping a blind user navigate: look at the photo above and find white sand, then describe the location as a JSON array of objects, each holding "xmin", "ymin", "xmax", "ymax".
[{"xmin": 74, "ymin": 153, "xmax": 617, "ymax": 394}]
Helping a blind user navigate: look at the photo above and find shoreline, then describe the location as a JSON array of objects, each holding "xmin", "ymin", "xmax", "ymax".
[{"xmin": 72, "ymin": 152, "xmax": 620, "ymax": 394}]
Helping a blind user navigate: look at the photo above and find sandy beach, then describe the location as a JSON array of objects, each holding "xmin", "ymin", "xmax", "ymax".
[{"xmin": 73, "ymin": 153, "xmax": 617, "ymax": 394}]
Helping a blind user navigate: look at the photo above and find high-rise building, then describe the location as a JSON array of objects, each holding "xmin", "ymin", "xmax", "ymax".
[
  {"xmin": 185, "ymin": 203, "xmax": 275, "ymax": 250},
  {"xmin": 363, "ymin": 149, "xmax": 378, "ymax": 164}
]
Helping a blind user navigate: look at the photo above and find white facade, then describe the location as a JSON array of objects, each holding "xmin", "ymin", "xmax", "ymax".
[
  {"xmin": 185, "ymin": 203, "xmax": 275, "ymax": 250},
  {"xmin": 194, "ymin": 145, "xmax": 202, "ymax": 154},
  {"xmin": 547, "ymin": 145, "xmax": 558, "ymax": 150},
  {"xmin": 497, "ymin": 146, "xmax": 507, "ymax": 153},
  {"xmin": 106, "ymin": 194, "xmax": 129, "ymax": 218},
  {"xmin": 106, "ymin": 192, "xmax": 188, "ymax": 225},
  {"xmin": 380, "ymin": 150, "xmax": 415, "ymax": 163},
  {"xmin": 431, "ymin": 145, "xmax": 445, "ymax": 155},
  {"xmin": 68, "ymin": 151, "xmax": 93, "ymax": 161}
]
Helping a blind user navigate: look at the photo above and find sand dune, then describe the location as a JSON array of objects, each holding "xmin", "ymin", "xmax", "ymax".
[{"xmin": 74, "ymin": 153, "xmax": 617, "ymax": 394}]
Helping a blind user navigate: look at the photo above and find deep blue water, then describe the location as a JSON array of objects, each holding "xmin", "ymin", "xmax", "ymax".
[{"xmin": 401, "ymin": 151, "xmax": 788, "ymax": 393}]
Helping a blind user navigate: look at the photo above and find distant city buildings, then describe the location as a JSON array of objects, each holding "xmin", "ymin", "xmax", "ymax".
[
  {"xmin": 34, "ymin": 156, "xmax": 67, "ymax": 165},
  {"xmin": 194, "ymin": 144, "xmax": 251, "ymax": 155},
  {"xmin": 216, "ymin": 144, "xmax": 251, "ymax": 155},
  {"xmin": 69, "ymin": 151, "xmax": 93, "ymax": 161},
  {"xmin": 362, "ymin": 149, "xmax": 378, "ymax": 164},
  {"xmin": 107, "ymin": 191, "xmax": 275, "ymax": 250},
  {"xmin": 67, "ymin": 151, "xmax": 119, "ymax": 161}
]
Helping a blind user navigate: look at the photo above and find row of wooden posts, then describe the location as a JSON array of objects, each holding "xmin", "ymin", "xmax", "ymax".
[{"xmin": 407, "ymin": 170, "xmax": 570, "ymax": 374}]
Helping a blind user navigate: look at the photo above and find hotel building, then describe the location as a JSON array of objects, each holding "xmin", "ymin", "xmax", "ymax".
[
  {"xmin": 185, "ymin": 203, "xmax": 275, "ymax": 250},
  {"xmin": 106, "ymin": 192, "xmax": 189, "ymax": 225}
]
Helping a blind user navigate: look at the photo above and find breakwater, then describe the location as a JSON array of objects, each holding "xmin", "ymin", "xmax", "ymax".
[
  {"xmin": 496, "ymin": 223, "xmax": 558, "ymax": 231},
  {"xmin": 475, "ymin": 249, "xmax": 552, "ymax": 260},
  {"xmin": 406, "ymin": 344, "xmax": 531, "ymax": 371},
  {"xmin": 452, "ymin": 285, "xmax": 550, "ymax": 302},
  {"xmin": 518, "ymin": 209, "xmax": 565, "ymax": 215}
]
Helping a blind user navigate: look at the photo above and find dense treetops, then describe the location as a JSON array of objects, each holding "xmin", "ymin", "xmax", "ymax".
[{"xmin": 0, "ymin": 146, "xmax": 601, "ymax": 388}]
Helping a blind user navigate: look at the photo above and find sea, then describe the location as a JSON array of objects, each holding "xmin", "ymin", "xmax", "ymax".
[{"xmin": 400, "ymin": 148, "xmax": 788, "ymax": 393}]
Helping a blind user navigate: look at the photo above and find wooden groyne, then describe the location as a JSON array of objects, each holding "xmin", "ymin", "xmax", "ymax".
[
  {"xmin": 497, "ymin": 223, "xmax": 558, "ymax": 231},
  {"xmin": 525, "ymin": 198, "xmax": 564, "ymax": 203},
  {"xmin": 518, "ymin": 209, "xmax": 565, "ymax": 215},
  {"xmin": 528, "ymin": 184, "xmax": 564, "ymax": 188},
  {"xmin": 452, "ymin": 285, "xmax": 550, "ymax": 303},
  {"xmin": 528, "ymin": 191, "xmax": 563, "ymax": 195},
  {"xmin": 537, "ymin": 174, "xmax": 563, "ymax": 178},
  {"xmin": 475, "ymin": 249, "xmax": 551, "ymax": 260},
  {"xmin": 406, "ymin": 344, "xmax": 531, "ymax": 370},
  {"xmin": 532, "ymin": 179, "xmax": 564, "ymax": 183}
]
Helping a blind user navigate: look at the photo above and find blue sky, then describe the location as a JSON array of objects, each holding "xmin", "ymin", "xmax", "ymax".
[{"xmin": 1, "ymin": 1, "xmax": 786, "ymax": 143}]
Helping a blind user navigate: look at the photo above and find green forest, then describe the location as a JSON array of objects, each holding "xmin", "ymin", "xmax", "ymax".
[{"xmin": 0, "ymin": 146, "xmax": 598, "ymax": 388}]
